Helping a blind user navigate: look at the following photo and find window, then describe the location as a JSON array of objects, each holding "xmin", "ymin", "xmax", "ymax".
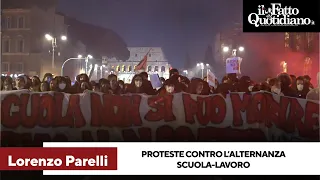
[
  {"xmin": 149, "ymin": 54, "xmax": 151, "ymax": 57},
  {"xmin": 15, "ymin": 63, "xmax": 24, "ymax": 73},
  {"xmin": 17, "ymin": 39, "xmax": 24, "ymax": 52},
  {"xmin": 147, "ymin": 66, "xmax": 152, "ymax": 72},
  {"xmin": 154, "ymin": 66, "xmax": 159, "ymax": 72},
  {"xmin": 134, "ymin": 65, "xmax": 137, "ymax": 70},
  {"xmin": 128, "ymin": 66, "xmax": 132, "ymax": 72},
  {"xmin": 18, "ymin": 17, "xmax": 25, "ymax": 28},
  {"xmin": 135, "ymin": 54, "xmax": 137, "ymax": 57},
  {"xmin": 3, "ymin": 39, "xmax": 10, "ymax": 53},
  {"xmin": 2, "ymin": 62, "xmax": 9, "ymax": 73},
  {"xmin": 161, "ymin": 66, "xmax": 166, "ymax": 72},
  {"xmin": 122, "ymin": 65, "xmax": 126, "ymax": 72},
  {"xmin": 116, "ymin": 65, "xmax": 120, "ymax": 72},
  {"xmin": 6, "ymin": 17, "xmax": 11, "ymax": 28}
]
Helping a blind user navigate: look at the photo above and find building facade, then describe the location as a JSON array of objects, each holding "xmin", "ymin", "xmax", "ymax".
[
  {"xmin": 96, "ymin": 47, "xmax": 171, "ymax": 83},
  {"xmin": 284, "ymin": 32, "xmax": 319, "ymax": 76},
  {"xmin": 1, "ymin": 4, "xmax": 71, "ymax": 78}
]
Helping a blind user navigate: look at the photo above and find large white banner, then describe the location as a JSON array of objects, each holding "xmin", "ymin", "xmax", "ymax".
[{"xmin": 1, "ymin": 90, "xmax": 319, "ymax": 144}]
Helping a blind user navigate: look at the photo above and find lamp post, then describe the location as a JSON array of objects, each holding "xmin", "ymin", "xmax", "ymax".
[
  {"xmin": 100, "ymin": 65, "xmax": 106, "ymax": 79},
  {"xmin": 222, "ymin": 46, "xmax": 244, "ymax": 57},
  {"xmin": 45, "ymin": 34, "xmax": 67, "ymax": 69},
  {"xmin": 197, "ymin": 63, "xmax": 209, "ymax": 78},
  {"xmin": 61, "ymin": 54, "xmax": 93, "ymax": 76}
]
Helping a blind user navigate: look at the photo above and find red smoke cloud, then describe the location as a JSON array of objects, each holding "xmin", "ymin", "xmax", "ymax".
[{"xmin": 241, "ymin": 33, "xmax": 319, "ymax": 84}]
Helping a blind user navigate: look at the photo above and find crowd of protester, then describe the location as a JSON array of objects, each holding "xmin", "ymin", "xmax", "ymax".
[{"xmin": 1, "ymin": 69, "xmax": 319, "ymax": 101}]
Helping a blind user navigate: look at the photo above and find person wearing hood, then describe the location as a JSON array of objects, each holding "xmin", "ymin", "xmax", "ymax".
[
  {"xmin": 277, "ymin": 73, "xmax": 296, "ymax": 97},
  {"xmin": 99, "ymin": 78, "xmax": 112, "ymax": 94},
  {"xmin": 294, "ymin": 76, "xmax": 309, "ymax": 99},
  {"xmin": 30, "ymin": 76, "xmax": 41, "ymax": 92},
  {"xmin": 306, "ymin": 72, "xmax": 320, "ymax": 101}
]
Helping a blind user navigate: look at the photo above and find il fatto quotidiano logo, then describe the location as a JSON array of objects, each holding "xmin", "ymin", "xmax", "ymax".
[{"xmin": 248, "ymin": 3, "xmax": 315, "ymax": 27}]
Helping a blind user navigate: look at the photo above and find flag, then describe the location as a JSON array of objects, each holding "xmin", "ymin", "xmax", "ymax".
[{"xmin": 135, "ymin": 49, "xmax": 151, "ymax": 72}]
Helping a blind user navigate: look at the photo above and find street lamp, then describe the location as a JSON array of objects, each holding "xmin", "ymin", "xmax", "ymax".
[
  {"xmin": 61, "ymin": 54, "xmax": 93, "ymax": 76},
  {"xmin": 45, "ymin": 34, "xmax": 67, "ymax": 69},
  {"xmin": 84, "ymin": 54, "xmax": 93, "ymax": 74},
  {"xmin": 197, "ymin": 63, "xmax": 205, "ymax": 78},
  {"xmin": 183, "ymin": 70, "xmax": 188, "ymax": 75},
  {"xmin": 100, "ymin": 65, "xmax": 106, "ymax": 79},
  {"xmin": 223, "ymin": 46, "xmax": 229, "ymax": 52},
  {"xmin": 222, "ymin": 46, "xmax": 245, "ymax": 57},
  {"xmin": 233, "ymin": 46, "xmax": 244, "ymax": 56}
]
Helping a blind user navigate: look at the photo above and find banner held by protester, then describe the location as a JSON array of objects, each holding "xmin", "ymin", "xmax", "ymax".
[{"xmin": 1, "ymin": 90, "xmax": 319, "ymax": 146}]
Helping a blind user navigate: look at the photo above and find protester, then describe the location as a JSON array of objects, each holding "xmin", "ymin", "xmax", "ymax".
[
  {"xmin": 303, "ymin": 75, "xmax": 314, "ymax": 90},
  {"xmin": 3, "ymin": 76, "xmax": 15, "ymax": 91},
  {"xmin": 97, "ymin": 79, "xmax": 110, "ymax": 94},
  {"xmin": 108, "ymin": 74, "xmax": 121, "ymax": 95},
  {"xmin": 269, "ymin": 78, "xmax": 283, "ymax": 96},
  {"xmin": 126, "ymin": 74, "xmax": 147, "ymax": 94},
  {"xmin": 139, "ymin": 72, "xmax": 155, "ymax": 94},
  {"xmin": 15, "ymin": 75, "xmax": 27, "ymax": 90},
  {"xmin": 277, "ymin": 73, "xmax": 296, "ymax": 97},
  {"xmin": 1, "ymin": 70, "xmax": 318, "ymax": 102},
  {"xmin": 306, "ymin": 72, "xmax": 320, "ymax": 101},
  {"xmin": 294, "ymin": 76, "xmax": 309, "ymax": 99},
  {"xmin": 40, "ymin": 81, "xmax": 50, "ymax": 92},
  {"xmin": 30, "ymin": 76, "xmax": 41, "ymax": 92}
]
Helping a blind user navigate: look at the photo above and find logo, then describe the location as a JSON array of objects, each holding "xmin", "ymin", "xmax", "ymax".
[{"xmin": 248, "ymin": 3, "xmax": 315, "ymax": 27}]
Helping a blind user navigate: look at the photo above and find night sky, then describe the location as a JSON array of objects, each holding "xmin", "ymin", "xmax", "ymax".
[{"xmin": 58, "ymin": 0, "xmax": 243, "ymax": 68}]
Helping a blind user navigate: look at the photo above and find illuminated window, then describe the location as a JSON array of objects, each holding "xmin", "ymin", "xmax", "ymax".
[
  {"xmin": 134, "ymin": 65, "xmax": 137, "ymax": 70},
  {"xmin": 111, "ymin": 66, "xmax": 115, "ymax": 69},
  {"xmin": 116, "ymin": 65, "xmax": 120, "ymax": 72},
  {"xmin": 147, "ymin": 66, "xmax": 152, "ymax": 72},
  {"xmin": 122, "ymin": 65, "xmax": 126, "ymax": 72},
  {"xmin": 128, "ymin": 66, "xmax": 132, "ymax": 72},
  {"xmin": 154, "ymin": 66, "xmax": 159, "ymax": 72}
]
